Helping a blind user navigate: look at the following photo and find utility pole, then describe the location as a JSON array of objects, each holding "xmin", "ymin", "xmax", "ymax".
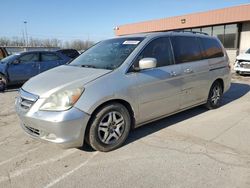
[{"xmin": 23, "ymin": 21, "xmax": 28, "ymax": 47}]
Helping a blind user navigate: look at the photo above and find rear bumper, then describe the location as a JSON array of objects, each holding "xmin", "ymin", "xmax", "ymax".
[{"xmin": 16, "ymin": 101, "xmax": 91, "ymax": 148}]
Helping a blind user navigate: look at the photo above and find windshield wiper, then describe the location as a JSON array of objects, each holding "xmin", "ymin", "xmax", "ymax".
[{"xmin": 80, "ymin": 65, "xmax": 97, "ymax": 68}]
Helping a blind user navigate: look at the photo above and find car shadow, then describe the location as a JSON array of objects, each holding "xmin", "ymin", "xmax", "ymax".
[
  {"xmin": 222, "ymin": 82, "xmax": 250, "ymax": 105},
  {"xmin": 2, "ymin": 84, "xmax": 22, "ymax": 93},
  {"xmin": 79, "ymin": 82, "xmax": 250, "ymax": 152}
]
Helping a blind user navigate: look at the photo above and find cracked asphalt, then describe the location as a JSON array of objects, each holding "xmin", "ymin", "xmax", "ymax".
[{"xmin": 0, "ymin": 76, "xmax": 250, "ymax": 188}]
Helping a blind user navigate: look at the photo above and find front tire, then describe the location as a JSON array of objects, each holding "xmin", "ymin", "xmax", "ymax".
[
  {"xmin": 86, "ymin": 103, "xmax": 131, "ymax": 152},
  {"xmin": 205, "ymin": 81, "xmax": 223, "ymax": 110}
]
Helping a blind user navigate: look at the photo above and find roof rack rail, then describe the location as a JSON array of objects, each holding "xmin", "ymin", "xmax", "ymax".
[{"xmin": 173, "ymin": 30, "xmax": 208, "ymax": 36}]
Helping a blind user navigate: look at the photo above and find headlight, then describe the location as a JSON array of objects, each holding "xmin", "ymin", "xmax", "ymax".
[{"xmin": 40, "ymin": 87, "xmax": 84, "ymax": 111}]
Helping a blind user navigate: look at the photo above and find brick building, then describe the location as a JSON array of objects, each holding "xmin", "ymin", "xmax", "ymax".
[{"xmin": 115, "ymin": 4, "xmax": 250, "ymax": 64}]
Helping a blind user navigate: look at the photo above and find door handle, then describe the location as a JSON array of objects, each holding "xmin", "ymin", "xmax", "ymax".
[
  {"xmin": 184, "ymin": 68, "xmax": 193, "ymax": 74},
  {"xmin": 170, "ymin": 71, "xmax": 177, "ymax": 77}
]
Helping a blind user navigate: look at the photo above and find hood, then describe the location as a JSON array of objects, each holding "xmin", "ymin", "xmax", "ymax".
[
  {"xmin": 22, "ymin": 65, "xmax": 112, "ymax": 98},
  {"xmin": 236, "ymin": 53, "xmax": 250, "ymax": 61}
]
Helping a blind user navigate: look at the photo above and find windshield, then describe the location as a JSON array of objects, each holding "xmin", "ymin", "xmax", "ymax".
[
  {"xmin": 246, "ymin": 48, "xmax": 250, "ymax": 54},
  {"xmin": 0, "ymin": 54, "xmax": 18, "ymax": 64},
  {"xmin": 70, "ymin": 37, "xmax": 144, "ymax": 70}
]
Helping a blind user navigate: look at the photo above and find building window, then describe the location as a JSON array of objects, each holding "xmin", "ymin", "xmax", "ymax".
[
  {"xmin": 212, "ymin": 25, "xmax": 225, "ymax": 44},
  {"xmin": 201, "ymin": 27, "xmax": 212, "ymax": 36},
  {"xmin": 192, "ymin": 28, "xmax": 201, "ymax": 32},
  {"xmin": 224, "ymin": 24, "xmax": 238, "ymax": 49}
]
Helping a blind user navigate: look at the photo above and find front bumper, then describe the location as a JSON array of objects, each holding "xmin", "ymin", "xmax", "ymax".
[
  {"xmin": 234, "ymin": 67, "xmax": 250, "ymax": 74},
  {"xmin": 15, "ymin": 93, "xmax": 91, "ymax": 148},
  {"xmin": 234, "ymin": 63, "xmax": 250, "ymax": 74}
]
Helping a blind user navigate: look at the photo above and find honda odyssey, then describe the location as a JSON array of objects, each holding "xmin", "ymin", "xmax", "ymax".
[{"xmin": 15, "ymin": 31, "xmax": 231, "ymax": 152}]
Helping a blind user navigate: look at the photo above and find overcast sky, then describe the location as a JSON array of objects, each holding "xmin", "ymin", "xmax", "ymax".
[{"xmin": 1, "ymin": 0, "xmax": 250, "ymax": 42}]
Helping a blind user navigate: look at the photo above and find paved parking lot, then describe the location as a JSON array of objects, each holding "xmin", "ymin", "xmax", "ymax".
[{"xmin": 0, "ymin": 76, "xmax": 250, "ymax": 188}]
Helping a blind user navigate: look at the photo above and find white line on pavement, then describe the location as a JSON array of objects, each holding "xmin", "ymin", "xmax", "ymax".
[
  {"xmin": 44, "ymin": 151, "xmax": 99, "ymax": 188},
  {"xmin": 0, "ymin": 149, "xmax": 77, "ymax": 183},
  {"xmin": 0, "ymin": 146, "xmax": 42, "ymax": 166}
]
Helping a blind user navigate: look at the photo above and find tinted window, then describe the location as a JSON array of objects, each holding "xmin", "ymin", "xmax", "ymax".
[
  {"xmin": 212, "ymin": 25, "xmax": 224, "ymax": 44},
  {"xmin": 224, "ymin": 24, "xmax": 238, "ymax": 49},
  {"xmin": 41, "ymin": 53, "xmax": 61, "ymax": 61},
  {"xmin": 171, "ymin": 36, "xmax": 202, "ymax": 63},
  {"xmin": 246, "ymin": 49, "xmax": 250, "ymax": 54},
  {"xmin": 19, "ymin": 53, "xmax": 39, "ymax": 63},
  {"xmin": 201, "ymin": 27, "xmax": 212, "ymax": 36},
  {"xmin": 200, "ymin": 38, "xmax": 224, "ymax": 59},
  {"xmin": 59, "ymin": 49, "xmax": 79, "ymax": 58},
  {"xmin": 135, "ymin": 37, "xmax": 174, "ymax": 68},
  {"xmin": 192, "ymin": 28, "xmax": 201, "ymax": 32}
]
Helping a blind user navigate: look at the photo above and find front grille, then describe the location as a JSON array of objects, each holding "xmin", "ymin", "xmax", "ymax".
[
  {"xmin": 18, "ymin": 89, "xmax": 39, "ymax": 111},
  {"xmin": 25, "ymin": 125, "xmax": 40, "ymax": 136},
  {"xmin": 238, "ymin": 59, "xmax": 250, "ymax": 63},
  {"xmin": 20, "ymin": 98, "xmax": 35, "ymax": 110},
  {"xmin": 242, "ymin": 64, "xmax": 250, "ymax": 69}
]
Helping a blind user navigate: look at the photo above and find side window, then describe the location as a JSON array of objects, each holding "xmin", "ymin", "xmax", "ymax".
[
  {"xmin": 41, "ymin": 53, "xmax": 61, "ymax": 61},
  {"xmin": 201, "ymin": 38, "xmax": 224, "ymax": 59},
  {"xmin": 19, "ymin": 53, "xmax": 39, "ymax": 63},
  {"xmin": 135, "ymin": 37, "xmax": 174, "ymax": 68},
  {"xmin": 171, "ymin": 36, "xmax": 202, "ymax": 64}
]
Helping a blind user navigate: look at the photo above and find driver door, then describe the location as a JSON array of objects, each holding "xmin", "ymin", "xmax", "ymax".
[
  {"xmin": 7, "ymin": 52, "xmax": 39, "ymax": 83},
  {"xmin": 132, "ymin": 37, "xmax": 182, "ymax": 123}
]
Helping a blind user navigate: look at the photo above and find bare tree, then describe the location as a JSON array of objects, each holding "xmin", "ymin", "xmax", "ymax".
[
  {"xmin": 0, "ymin": 37, "xmax": 10, "ymax": 46},
  {"xmin": 0, "ymin": 36, "xmax": 94, "ymax": 50},
  {"xmin": 64, "ymin": 39, "xmax": 94, "ymax": 51}
]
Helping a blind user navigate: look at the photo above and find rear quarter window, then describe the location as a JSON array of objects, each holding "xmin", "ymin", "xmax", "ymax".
[
  {"xmin": 171, "ymin": 36, "xmax": 203, "ymax": 64},
  {"xmin": 41, "ymin": 53, "xmax": 62, "ymax": 61},
  {"xmin": 200, "ymin": 38, "xmax": 224, "ymax": 59}
]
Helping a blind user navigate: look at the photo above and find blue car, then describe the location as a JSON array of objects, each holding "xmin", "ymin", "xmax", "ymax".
[{"xmin": 0, "ymin": 51, "xmax": 71, "ymax": 91}]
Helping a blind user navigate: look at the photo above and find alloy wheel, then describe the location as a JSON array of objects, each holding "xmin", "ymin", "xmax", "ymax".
[
  {"xmin": 210, "ymin": 85, "xmax": 221, "ymax": 105},
  {"xmin": 97, "ymin": 111, "xmax": 125, "ymax": 145}
]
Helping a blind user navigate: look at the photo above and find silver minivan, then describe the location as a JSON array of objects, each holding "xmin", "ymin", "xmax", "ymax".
[{"xmin": 15, "ymin": 32, "xmax": 231, "ymax": 152}]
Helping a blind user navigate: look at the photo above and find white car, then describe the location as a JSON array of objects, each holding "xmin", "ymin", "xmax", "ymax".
[{"xmin": 234, "ymin": 48, "xmax": 250, "ymax": 75}]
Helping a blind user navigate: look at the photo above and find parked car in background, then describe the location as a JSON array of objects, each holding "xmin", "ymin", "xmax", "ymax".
[
  {"xmin": 234, "ymin": 48, "xmax": 250, "ymax": 75},
  {"xmin": 0, "ymin": 51, "xmax": 71, "ymax": 91},
  {"xmin": 79, "ymin": 49, "xmax": 85, "ymax": 54},
  {"xmin": 56, "ymin": 49, "xmax": 80, "ymax": 59},
  {"xmin": 16, "ymin": 31, "xmax": 231, "ymax": 152},
  {"xmin": 0, "ymin": 47, "xmax": 8, "ymax": 60}
]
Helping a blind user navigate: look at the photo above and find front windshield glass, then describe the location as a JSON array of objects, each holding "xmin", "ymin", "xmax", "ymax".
[
  {"xmin": 0, "ymin": 54, "xmax": 18, "ymax": 64},
  {"xmin": 246, "ymin": 48, "xmax": 250, "ymax": 54},
  {"xmin": 70, "ymin": 37, "xmax": 144, "ymax": 70}
]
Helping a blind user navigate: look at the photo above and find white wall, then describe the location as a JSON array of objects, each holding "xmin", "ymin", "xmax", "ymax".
[
  {"xmin": 226, "ymin": 49, "xmax": 237, "ymax": 64},
  {"xmin": 239, "ymin": 22, "xmax": 250, "ymax": 54}
]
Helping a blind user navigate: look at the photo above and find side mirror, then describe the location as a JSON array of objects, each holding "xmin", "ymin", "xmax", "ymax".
[
  {"xmin": 139, "ymin": 58, "xmax": 157, "ymax": 70},
  {"xmin": 12, "ymin": 59, "xmax": 20, "ymax": 65}
]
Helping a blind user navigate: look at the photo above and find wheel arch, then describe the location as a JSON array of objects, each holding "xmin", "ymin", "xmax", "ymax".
[
  {"xmin": 0, "ymin": 72, "xmax": 8, "ymax": 82},
  {"xmin": 213, "ymin": 78, "xmax": 224, "ymax": 93},
  {"xmin": 84, "ymin": 99, "xmax": 136, "ymax": 143}
]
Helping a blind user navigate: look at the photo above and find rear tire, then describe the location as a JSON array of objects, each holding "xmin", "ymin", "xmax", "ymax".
[
  {"xmin": 86, "ymin": 103, "xmax": 131, "ymax": 152},
  {"xmin": 205, "ymin": 81, "xmax": 223, "ymax": 110},
  {"xmin": 0, "ymin": 74, "xmax": 7, "ymax": 92}
]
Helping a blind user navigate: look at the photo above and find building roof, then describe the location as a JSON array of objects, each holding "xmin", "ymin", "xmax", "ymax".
[{"xmin": 115, "ymin": 4, "xmax": 250, "ymax": 36}]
